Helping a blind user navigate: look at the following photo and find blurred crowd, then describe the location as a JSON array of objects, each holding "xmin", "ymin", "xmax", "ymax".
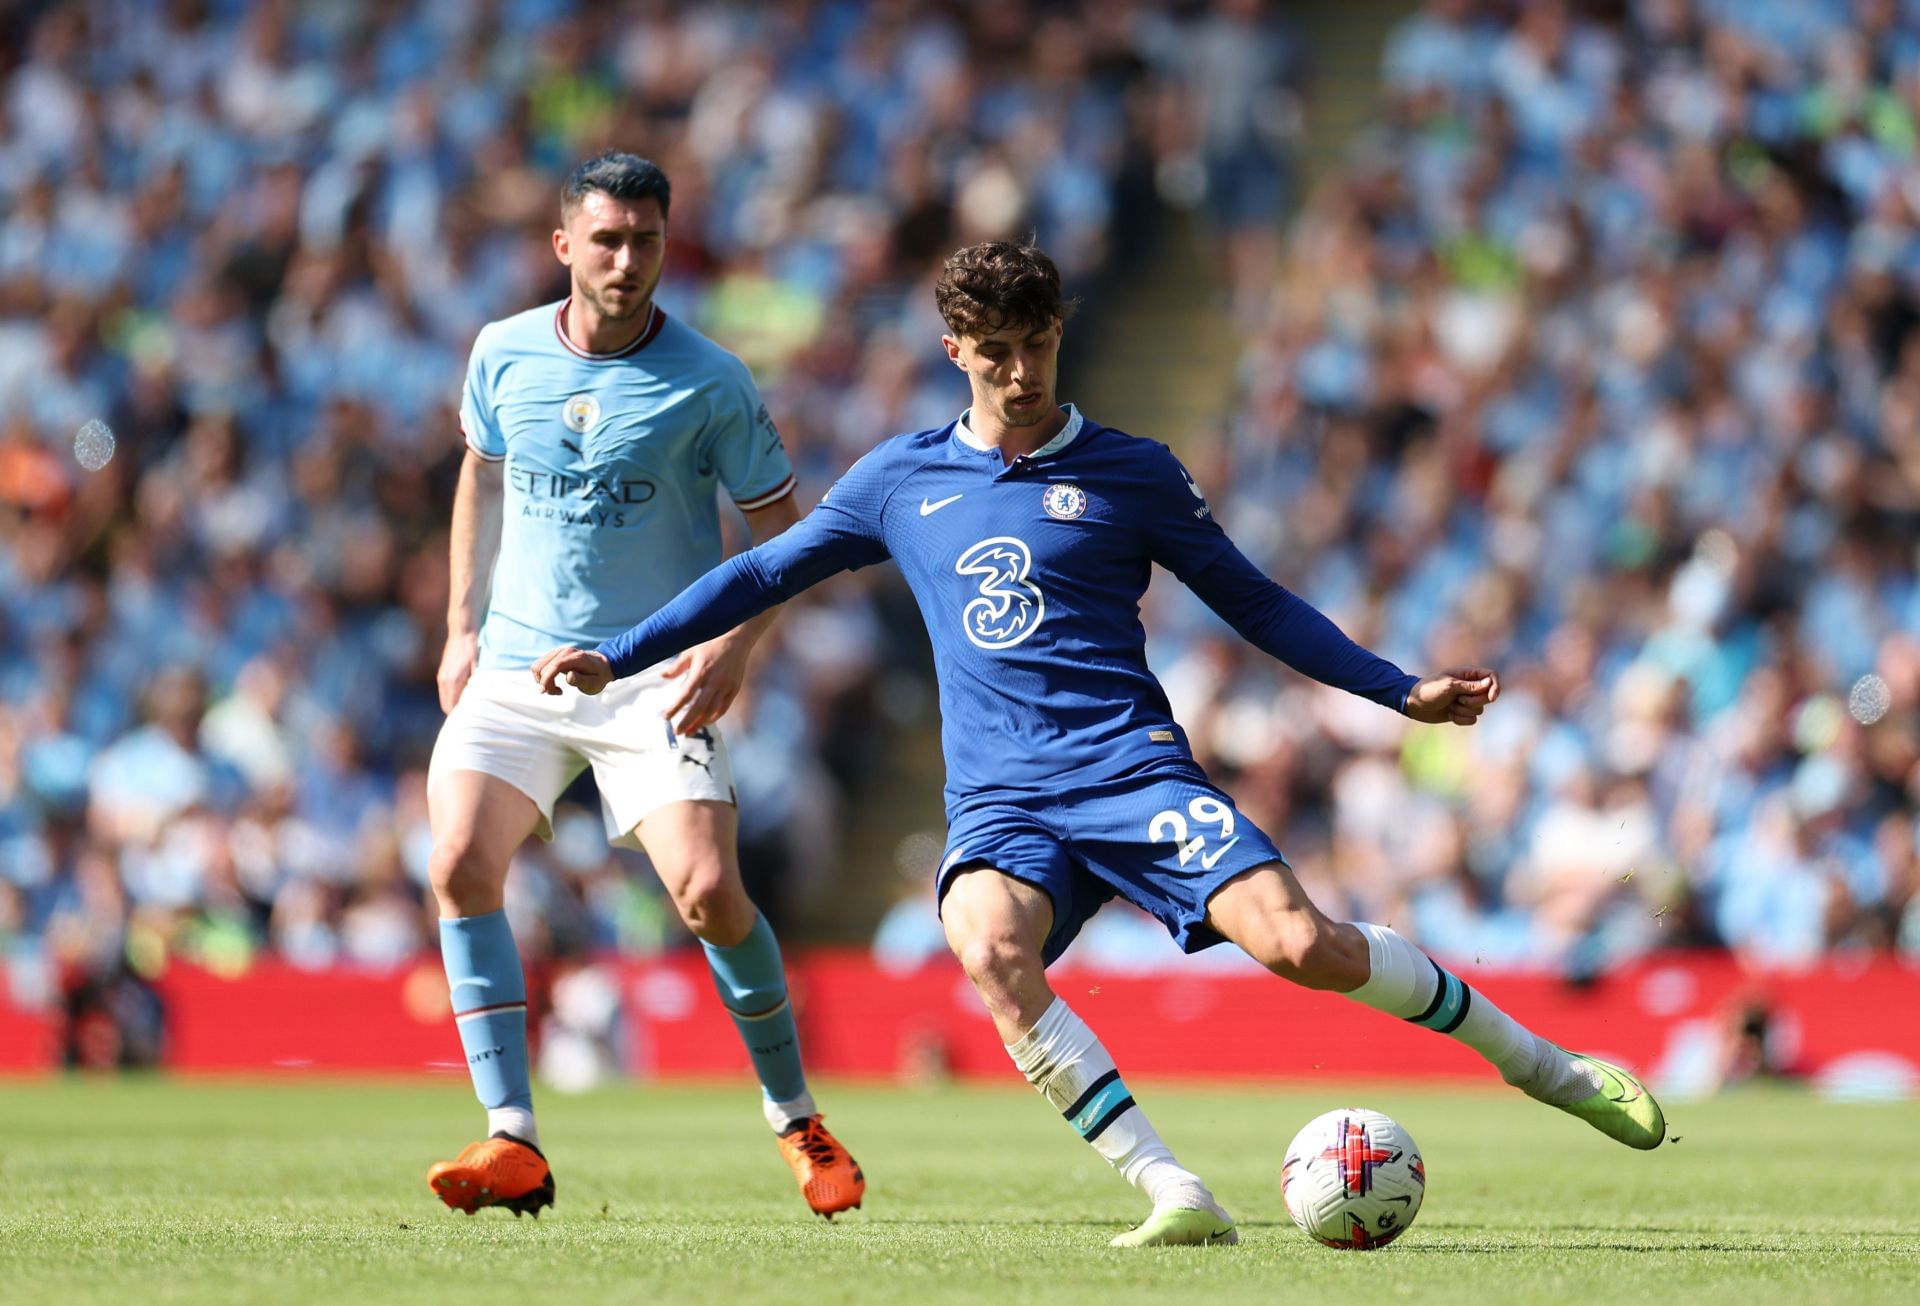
[
  {"xmin": 0, "ymin": 0, "xmax": 1308, "ymax": 1062},
  {"xmin": 1137, "ymin": 0, "xmax": 1920, "ymax": 973},
  {"xmin": 7, "ymin": 0, "xmax": 1916, "ymax": 1072}
]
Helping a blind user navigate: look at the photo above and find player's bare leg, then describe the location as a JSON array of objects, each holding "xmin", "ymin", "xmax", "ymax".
[
  {"xmin": 638, "ymin": 798, "xmax": 862, "ymax": 1217},
  {"xmin": 1206, "ymin": 864, "xmax": 1665, "ymax": 1149},
  {"xmin": 424, "ymin": 770, "xmax": 556, "ymax": 1215},
  {"xmin": 942, "ymin": 867, "xmax": 1237, "ymax": 1247}
]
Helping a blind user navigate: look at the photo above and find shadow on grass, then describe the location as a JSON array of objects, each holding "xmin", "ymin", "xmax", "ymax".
[
  {"xmin": 1398, "ymin": 1243, "xmax": 1808, "ymax": 1255},
  {"xmin": 845, "ymin": 1218, "xmax": 1150, "ymax": 1231}
]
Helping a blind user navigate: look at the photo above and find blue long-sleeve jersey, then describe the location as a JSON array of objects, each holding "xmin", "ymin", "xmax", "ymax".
[{"xmin": 598, "ymin": 406, "xmax": 1417, "ymax": 814}]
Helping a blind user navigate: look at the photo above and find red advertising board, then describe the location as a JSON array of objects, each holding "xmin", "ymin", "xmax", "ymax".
[{"xmin": 3, "ymin": 952, "xmax": 1916, "ymax": 1090}]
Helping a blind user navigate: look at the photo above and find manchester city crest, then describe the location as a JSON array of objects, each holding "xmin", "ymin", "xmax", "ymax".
[
  {"xmin": 1042, "ymin": 482, "xmax": 1087, "ymax": 520},
  {"xmin": 562, "ymin": 393, "xmax": 601, "ymax": 434}
]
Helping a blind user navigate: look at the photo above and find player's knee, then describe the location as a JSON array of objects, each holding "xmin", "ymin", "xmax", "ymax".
[
  {"xmin": 1248, "ymin": 915, "xmax": 1362, "ymax": 991},
  {"xmin": 952, "ymin": 931, "xmax": 1040, "ymax": 992},
  {"xmin": 428, "ymin": 836, "xmax": 506, "ymax": 916},
  {"xmin": 668, "ymin": 862, "xmax": 751, "ymax": 942}
]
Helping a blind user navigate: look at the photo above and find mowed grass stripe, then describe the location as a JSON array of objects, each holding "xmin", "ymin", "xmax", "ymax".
[{"xmin": 0, "ymin": 1079, "xmax": 1914, "ymax": 1305}]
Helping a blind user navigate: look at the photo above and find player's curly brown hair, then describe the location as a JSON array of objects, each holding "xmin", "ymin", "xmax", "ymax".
[{"xmin": 934, "ymin": 240, "xmax": 1078, "ymax": 338}]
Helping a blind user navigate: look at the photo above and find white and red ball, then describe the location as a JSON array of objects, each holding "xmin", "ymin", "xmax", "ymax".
[{"xmin": 1281, "ymin": 1107, "xmax": 1425, "ymax": 1250}]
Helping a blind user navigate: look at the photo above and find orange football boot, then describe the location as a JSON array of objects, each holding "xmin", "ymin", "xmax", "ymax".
[
  {"xmin": 427, "ymin": 1132, "xmax": 555, "ymax": 1217},
  {"xmin": 776, "ymin": 1115, "xmax": 864, "ymax": 1219}
]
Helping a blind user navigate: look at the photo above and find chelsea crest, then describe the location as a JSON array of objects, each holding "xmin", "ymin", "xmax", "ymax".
[{"xmin": 1042, "ymin": 482, "xmax": 1087, "ymax": 520}]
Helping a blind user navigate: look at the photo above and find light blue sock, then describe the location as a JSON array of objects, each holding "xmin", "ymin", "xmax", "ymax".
[
  {"xmin": 440, "ymin": 912, "xmax": 536, "ymax": 1143},
  {"xmin": 702, "ymin": 913, "xmax": 811, "ymax": 1125}
]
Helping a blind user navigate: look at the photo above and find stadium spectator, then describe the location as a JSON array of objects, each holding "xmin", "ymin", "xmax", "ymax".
[
  {"xmin": 1166, "ymin": 0, "xmax": 1920, "ymax": 971},
  {"xmin": 0, "ymin": 1, "xmax": 1185, "ymax": 1017},
  {"xmin": 1, "ymin": 0, "xmax": 1916, "ymax": 1022}
]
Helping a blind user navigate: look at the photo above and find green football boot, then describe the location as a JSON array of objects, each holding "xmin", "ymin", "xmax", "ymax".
[
  {"xmin": 1109, "ymin": 1205, "xmax": 1239, "ymax": 1248},
  {"xmin": 1554, "ymin": 1051, "xmax": 1667, "ymax": 1150}
]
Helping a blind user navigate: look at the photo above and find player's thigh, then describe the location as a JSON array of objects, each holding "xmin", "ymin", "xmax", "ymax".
[
  {"xmin": 427, "ymin": 768, "xmax": 545, "ymax": 870},
  {"xmin": 1202, "ymin": 861, "xmax": 1345, "ymax": 963},
  {"xmin": 429, "ymin": 668, "xmax": 589, "ymax": 849},
  {"xmin": 1067, "ymin": 768, "xmax": 1288, "ymax": 955},
  {"xmin": 632, "ymin": 799, "xmax": 755, "ymax": 934},
  {"xmin": 940, "ymin": 864, "xmax": 1056, "ymax": 961},
  {"xmin": 937, "ymin": 803, "xmax": 1101, "ymax": 967}
]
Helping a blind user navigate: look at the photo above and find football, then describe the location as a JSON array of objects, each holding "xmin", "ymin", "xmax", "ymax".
[{"xmin": 1281, "ymin": 1107, "xmax": 1425, "ymax": 1249}]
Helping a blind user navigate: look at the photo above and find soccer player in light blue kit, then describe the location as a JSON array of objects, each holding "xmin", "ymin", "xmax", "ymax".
[
  {"xmin": 534, "ymin": 241, "xmax": 1665, "ymax": 1246},
  {"xmin": 424, "ymin": 153, "xmax": 861, "ymax": 1219}
]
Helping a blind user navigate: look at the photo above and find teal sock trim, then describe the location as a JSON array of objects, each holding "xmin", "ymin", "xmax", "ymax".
[
  {"xmin": 1407, "ymin": 961, "xmax": 1472, "ymax": 1034},
  {"xmin": 1064, "ymin": 1069, "xmax": 1137, "ymax": 1142}
]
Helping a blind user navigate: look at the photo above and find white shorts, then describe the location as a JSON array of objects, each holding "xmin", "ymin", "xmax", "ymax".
[{"xmin": 428, "ymin": 667, "xmax": 735, "ymax": 849}]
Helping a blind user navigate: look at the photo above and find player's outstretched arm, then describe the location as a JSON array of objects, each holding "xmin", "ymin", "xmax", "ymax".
[
  {"xmin": 1146, "ymin": 444, "xmax": 1496, "ymax": 726},
  {"xmin": 659, "ymin": 494, "xmax": 804, "ymax": 731},
  {"xmin": 532, "ymin": 550, "xmax": 786, "ymax": 697},
  {"xmin": 1186, "ymin": 551, "xmax": 1499, "ymax": 726},
  {"xmin": 1181, "ymin": 544, "xmax": 1423, "ymax": 713},
  {"xmin": 531, "ymin": 496, "xmax": 888, "ymax": 697}
]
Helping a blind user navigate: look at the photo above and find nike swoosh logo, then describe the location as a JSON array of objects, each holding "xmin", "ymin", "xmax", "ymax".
[
  {"xmin": 920, "ymin": 493, "xmax": 963, "ymax": 515},
  {"xmin": 1198, "ymin": 837, "xmax": 1240, "ymax": 870},
  {"xmin": 1587, "ymin": 1057, "xmax": 1642, "ymax": 1102}
]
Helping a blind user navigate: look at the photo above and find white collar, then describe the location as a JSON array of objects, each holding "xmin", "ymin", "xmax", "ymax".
[{"xmin": 954, "ymin": 403, "xmax": 1085, "ymax": 458}]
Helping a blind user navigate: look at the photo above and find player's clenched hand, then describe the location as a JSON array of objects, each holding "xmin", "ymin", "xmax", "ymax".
[
  {"xmin": 438, "ymin": 631, "xmax": 480, "ymax": 713},
  {"xmin": 662, "ymin": 630, "xmax": 754, "ymax": 734},
  {"xmin": 531, "ymin": 646, "xmax": 613, "ymax": 696},
  {"xmin": 1404, "ymin": 666, "xmax": 1500, "ymax": 726}
]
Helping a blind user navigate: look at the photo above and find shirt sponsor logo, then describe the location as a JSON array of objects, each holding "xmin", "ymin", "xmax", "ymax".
[
  {"xmin": 510, "ymin": 464, "xmax": 657, "ymax": 527},
  {"xmin": 562, "ymin": 393, "xmax": 601, "ymax": 434},
  {"xmin": 1042, "ymin": 483, "xmax": 1087, "ymax": 520},
  {"xmin": 510, "ymin": 466, "xmax": 657, "ymax": 504},
  {"xmin": 955, "ymin": 536, "xmax": 1046, "ymax": 650}
]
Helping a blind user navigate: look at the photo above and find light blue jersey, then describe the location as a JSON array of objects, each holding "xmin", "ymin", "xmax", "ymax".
[{"xmin": 459, "ymin": 299, "xmax": 796, "ymax": 670}]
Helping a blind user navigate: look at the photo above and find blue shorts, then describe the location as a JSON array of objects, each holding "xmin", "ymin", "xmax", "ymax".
[{"xmin": 936, "ymin": 764, "xmax": 1287, "ymax": 965}]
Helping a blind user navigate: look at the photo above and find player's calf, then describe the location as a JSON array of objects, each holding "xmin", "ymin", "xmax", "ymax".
[
  {"xmin": 1344, "ymin": 923, "xmax": 1665, "ymax": 1148},
  {"xmin": 1209, "ymin": 868, "xmax": 1665, "ymax": 1149},
  {"xmin": 946, "ymin": 869, "xmax": 1233, "ymax": 1243}
]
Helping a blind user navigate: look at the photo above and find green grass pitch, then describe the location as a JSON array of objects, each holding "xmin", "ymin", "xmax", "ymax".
[{"xmin": 1, "ymin": 1077, "xmax": 1915, "ymax": 1305}]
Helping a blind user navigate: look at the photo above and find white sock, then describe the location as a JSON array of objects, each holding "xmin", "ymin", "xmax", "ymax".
[
  {"xmin": 1347, "ymin": 923, "xmax": 1600, "ymax": 1106},
  {"xmin": 487, "ymin": 1105, "xmax": 540, "ymax": 1149},
  {"xmin": 763, "ymin": 1088, "xmax": 818, "ymax": 1133},
  {"xmin": 1006, "ymin": 998, "xmax": 1220, "ymax": 1214}
]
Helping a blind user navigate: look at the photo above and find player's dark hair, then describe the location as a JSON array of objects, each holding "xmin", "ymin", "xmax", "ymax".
[
  {"xmin": 935, "ymin": 240, "xmax": 1077, "ymax": 338},
  {"xmin": 561, "ymin": 150, "xmax": 672, "ymax": 218}
]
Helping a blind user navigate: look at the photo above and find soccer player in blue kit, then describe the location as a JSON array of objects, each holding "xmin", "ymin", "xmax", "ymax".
[
  {"xmin": 424, "ymin": 153, "xmax": 861, "ymax": 1219},
  {"xmin": 533, "ymin": 241, "xmax": 1666, "ymax": 1246}
]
